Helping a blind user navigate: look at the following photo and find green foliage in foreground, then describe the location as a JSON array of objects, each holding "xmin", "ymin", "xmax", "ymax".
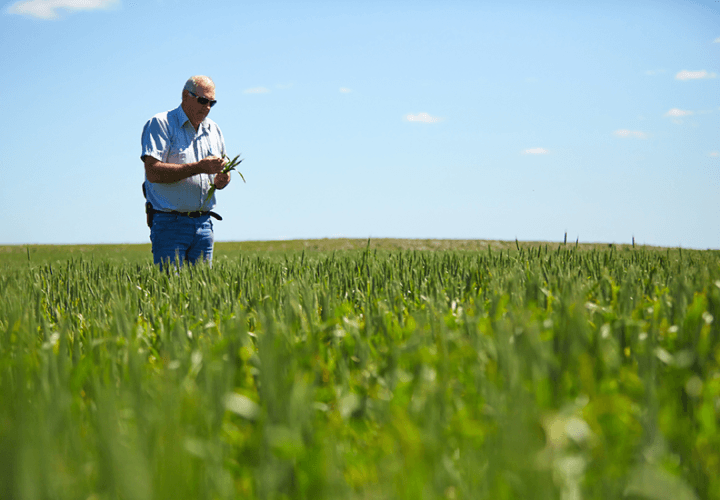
[{"xmin": 1, "ymin": 246, "xmax": 719, "ymax": 499}]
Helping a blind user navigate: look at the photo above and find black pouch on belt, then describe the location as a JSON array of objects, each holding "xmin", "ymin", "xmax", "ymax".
[
  {"xmin": 142, "ymin": 182, "xmax": 154, "ymax": 228},
  {"xmin": 145, "ymin": 201, "xmax": 155, "ymax": 228}
]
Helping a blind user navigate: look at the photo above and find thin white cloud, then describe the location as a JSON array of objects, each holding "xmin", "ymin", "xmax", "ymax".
[
  {"xmin": 675, "ymin": 70, "xmax": 716, "ymax": 81},
  {"xmin": 522, "ymin": 148, "xmax": 549, "ymax": 155},
  {"xmin": 275, "ymin": 83, "xmax": 293, "ymax": 90},
  {"xmin": 714, "ymin": 37, "xmax": 720, "ymax": 43},
  {"xmin": 709, "ymin": 151, "xmax": 719, "ymax": 158},
  {"xmin": 613, "ymin": 129, "xmax": 648, "ymax": 139},
  {"xmin": 6, "ymin": 0, "xmax": 119, "ymax": 19},
  {"xmin": 243, "ymin": 87, "xmax": 270, "ymax": 94},
  {"xmin": 339, "ymin": 88, "xmax": 352, "ymax": 93},
  {"xmin": 404, "ymin": 112, "xmax": 444, "ymax": 123},
  {"xmin": 665, "ymin": 108, "xmax": 693, "ymax": 117}
]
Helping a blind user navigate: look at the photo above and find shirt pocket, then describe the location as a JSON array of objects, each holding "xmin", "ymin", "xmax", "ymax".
[
  {"xmin": 166, "ymin": 144, "xmax": 188, "ymax": 165},
  {"xmin": 177, "ymin": 147, "xmax": 190, "ymax": 164},
  {"xmin": 202, "ymin": 136, "xmax": 220, "ymax": 159}
]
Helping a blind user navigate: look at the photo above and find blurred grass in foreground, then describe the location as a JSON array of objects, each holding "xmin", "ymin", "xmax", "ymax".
[{"xmin": 1, "ymin": 242, "xmax": 719, "ymax": 499}]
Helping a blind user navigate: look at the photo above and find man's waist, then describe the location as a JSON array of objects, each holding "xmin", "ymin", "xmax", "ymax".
[
  {"xmin": 161, "ymin": 210, "xmax": 213, "ymax": 218},
  {"xmin": 143, "ymin": 178, "xmax": 215, "ymax": 212},
  {"xmin": 147, "ymin": 205, "xmax": 223, "ymax": 221}
]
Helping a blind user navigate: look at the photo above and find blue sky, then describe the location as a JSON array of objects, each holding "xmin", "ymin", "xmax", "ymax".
[{"xmin": 1, "ymin": 0, "xmax": 718, "ymax": 248}]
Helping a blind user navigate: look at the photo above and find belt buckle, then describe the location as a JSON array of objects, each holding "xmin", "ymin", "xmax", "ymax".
[{"xmin": 187, "ymin": 211, "xmax": 200, "ymax": 218}]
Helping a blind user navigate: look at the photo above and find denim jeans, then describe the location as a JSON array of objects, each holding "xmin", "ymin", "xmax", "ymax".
[{"xmin": 150, "ymin": 212, "xmax": 214, "ymax": 268}]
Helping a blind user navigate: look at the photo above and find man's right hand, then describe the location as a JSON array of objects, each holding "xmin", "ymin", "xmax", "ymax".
[{"xmin": 198, "ymin": 155, "xmax": 227, "ymax": 174}]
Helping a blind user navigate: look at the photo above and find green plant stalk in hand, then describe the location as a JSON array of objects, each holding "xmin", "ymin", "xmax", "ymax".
[{"xmin": 203, "ymin": 153, "xmax": 245, "ymax": 207}]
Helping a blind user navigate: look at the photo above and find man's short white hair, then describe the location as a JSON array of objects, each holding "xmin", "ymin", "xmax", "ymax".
[{"xmin": 183, "ymin": 75, "xmax": 215, "ymax": 93}]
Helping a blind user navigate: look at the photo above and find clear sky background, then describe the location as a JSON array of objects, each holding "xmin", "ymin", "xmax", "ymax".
[{"xmin": 1, "ymin": 0, "xmax": 718, "ymax": 248}]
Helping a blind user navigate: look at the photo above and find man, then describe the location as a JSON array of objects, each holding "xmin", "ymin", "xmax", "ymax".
[{"xmin": 141, "ymin": 75, "xmax": 231, "ymax": 267}]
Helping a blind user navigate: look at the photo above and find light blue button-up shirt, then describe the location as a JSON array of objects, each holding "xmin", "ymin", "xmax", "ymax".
[{"xmin": 141, "ymin": 106, "xmax": 226, "ymax": 212}]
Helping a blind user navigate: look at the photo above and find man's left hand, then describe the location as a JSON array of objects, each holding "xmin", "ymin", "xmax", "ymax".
[{"xmin": 214, "ymin": 172, "xmax": 231, "ymax": 190}]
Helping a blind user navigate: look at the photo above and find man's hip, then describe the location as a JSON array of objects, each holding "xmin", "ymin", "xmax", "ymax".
[{"xmin": 150, "ymin": 213, "xmax": 214, "ymax": 267}]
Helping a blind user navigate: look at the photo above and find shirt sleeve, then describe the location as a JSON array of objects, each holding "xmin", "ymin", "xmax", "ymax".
[
  {"xmin": 218, "ymin": 126, "xmax": 226, "ymax": 158},
  {"xmin": 140, "ymin": 115, "xmax": 170, "ymax": 163}
]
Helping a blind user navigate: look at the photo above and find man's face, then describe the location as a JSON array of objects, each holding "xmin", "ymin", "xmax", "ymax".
[{"xmin": 182, "ymin": 81, "xmax": 216, "ymax": 127}]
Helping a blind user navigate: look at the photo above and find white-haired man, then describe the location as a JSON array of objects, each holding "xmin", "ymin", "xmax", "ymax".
[{"xmin": 141, "ymin": 75, "xmax": 231, "ymax": 267}]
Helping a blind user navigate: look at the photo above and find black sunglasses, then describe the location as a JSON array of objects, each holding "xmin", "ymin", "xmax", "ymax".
[{"xmin": 188, "ymin": 90, "xmax": 217, "ymax": 107}]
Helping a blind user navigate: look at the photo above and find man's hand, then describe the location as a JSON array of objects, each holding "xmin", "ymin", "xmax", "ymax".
[
  {"xmin": 199, "ymin": 155, "xmax": 226, "ymax": 175},
  {"xmin": 214, "ymin": 172, "xmax": 231, "ymax": 190}
]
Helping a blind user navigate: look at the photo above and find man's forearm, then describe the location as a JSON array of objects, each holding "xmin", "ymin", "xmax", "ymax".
[{"xmin": 144, "ymin": 157, "xmax": 205, "ymax": 184}]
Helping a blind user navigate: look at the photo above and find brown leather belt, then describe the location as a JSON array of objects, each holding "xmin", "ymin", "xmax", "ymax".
[
  {"xmin": 145, "ymin": 202, "xmax": 222, "ymax": 228},
  {"xmin": 165, "ymin": 210, "xmax": 222, "ymax": 220}
]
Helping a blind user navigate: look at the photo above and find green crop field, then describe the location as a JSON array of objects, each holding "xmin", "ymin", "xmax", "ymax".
[{"xmin": 1, "ymin": 240, "xmax": 719, "ymax": 499}]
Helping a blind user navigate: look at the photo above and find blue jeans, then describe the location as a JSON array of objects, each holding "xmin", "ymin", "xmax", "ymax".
[{"xmin": 150, "ymin": 213, "xmax": 214, "ymax": 268}]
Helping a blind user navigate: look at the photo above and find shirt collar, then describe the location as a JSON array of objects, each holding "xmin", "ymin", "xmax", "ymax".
[{"xmin": 172, "ymin": 105, "xmax": 207, "ymax": 131}]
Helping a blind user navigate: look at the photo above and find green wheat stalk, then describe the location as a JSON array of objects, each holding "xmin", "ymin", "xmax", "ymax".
[{"xmin": 203, "ymin": 154, "xmax": 245, "ymax": 207}]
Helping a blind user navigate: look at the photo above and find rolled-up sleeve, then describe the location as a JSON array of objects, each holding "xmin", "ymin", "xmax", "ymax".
[{"xmin": 141, "ymin": 115, "xmax": 170, "ymax": 162}]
